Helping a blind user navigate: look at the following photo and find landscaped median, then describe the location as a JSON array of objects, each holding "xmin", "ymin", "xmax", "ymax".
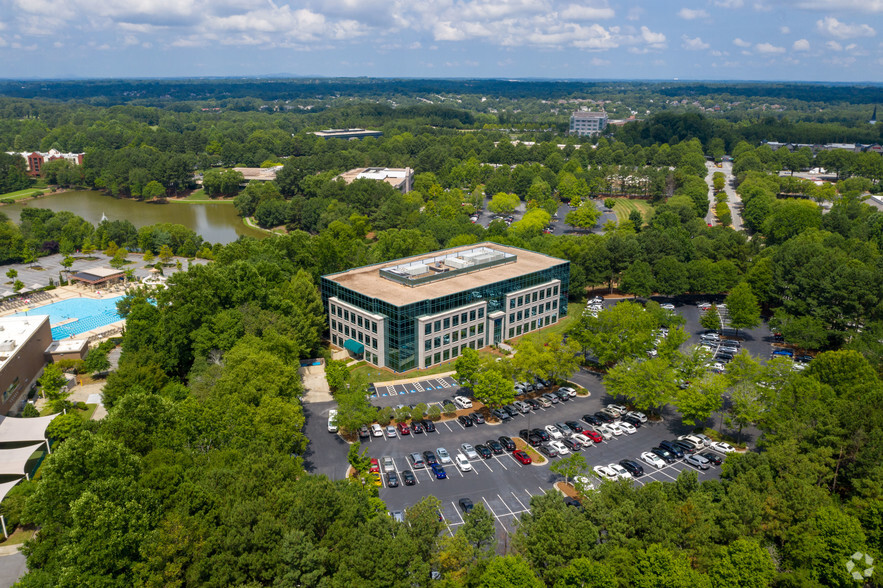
[{"xmin": 513, "ymin": 438, "xmax": 547, "ymax": 465}]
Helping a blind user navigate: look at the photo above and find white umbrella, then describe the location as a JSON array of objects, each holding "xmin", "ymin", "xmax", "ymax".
[
  {"xmin": 1, "ymin": 291, "xmax": 14, "ymax": 298},
  {"xmin": 30, "ymin": 283, "xmax": 41, "ymax": 290}
]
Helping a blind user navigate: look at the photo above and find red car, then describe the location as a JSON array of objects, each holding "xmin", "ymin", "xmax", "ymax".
[
  {"xmin": 397, "ymin": 422, "xmax": 410, "ymax": 435},
  {"xmin": 369, "ymin": 458, "xmax": 380, "ymax": 473},
  {"xmin": 513, "ymin": 450, "xmax": 532, "ymax": 465},
  {"xmin": 584, "ymin": 430, "xmax": 603, "ymax": 443}
]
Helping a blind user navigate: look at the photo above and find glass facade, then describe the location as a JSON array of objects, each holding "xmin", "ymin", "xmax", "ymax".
[{"xmin": 321, "ymin": 259, "xmax": 569, "ymax": 372}]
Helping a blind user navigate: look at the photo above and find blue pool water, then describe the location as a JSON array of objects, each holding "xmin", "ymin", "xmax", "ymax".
[{"xmin": 14, "ymin": 296, "xmax": 125, "ymax": 339}]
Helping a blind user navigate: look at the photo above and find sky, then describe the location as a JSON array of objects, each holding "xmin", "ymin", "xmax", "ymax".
[{"xmin": 0, "ymin": 0, "xmax": 882, "ymax": 81}]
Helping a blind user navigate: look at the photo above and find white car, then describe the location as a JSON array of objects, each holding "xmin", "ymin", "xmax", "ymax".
[
  {"xmin": 647, "ymin": 349, "xmax": 658, "ymax": 358},
  {"xmin": 573, "ymin": 475, "xmax": 596, "ymax": 492},
  {"xmin": 558, "ymin": 387, "xmax": 577, "ymax": 397},
  {"xmin": 697, "ymin": 302, "xmax": 712, "ymax": 310},
  {"xmin": 640, "ymin": 452, "xmax": 666, "ymax": 469},
  {"xmin": 694, "ymin": 433, "xmax": 712, "ymax": 446},
  {"xmin": 570, "ymin": 433, "xmax": 593, "ymax": 447},
  {"xmin": 617, "ymin": 421, "xmax": 636, "ymax": 435},
  {"xmin": 678, "ymin": 434, "xmax": 707, "ymax": 447},
  {"xmin": 545, "ymin": 425, "xmax": 564, "ymax": 440},
  {"xmin": 437, "ymin": 447, "xmax": 452, "ymax": 465},
  {"xmin": 455, "ymin": 454, "xmax": 473, "ymax": 472},
  {"xmin": 461, "ymin": 443, "xmax": 479, "ymax": 460},
  {"xmin": 608, "ymin": 463, "xmax": 632, "ymax": 480},
  {"xmin": 660, "ymin": 303, "xmax": 675, "ymax": 310},
  {"xmin": 371, "ymin": 423, "xmax": 384, "ymax": 437},
  {"xmin": 327, "ymin": 409, "xmax": 338, "ymax": 433},
  {"xmin": 625, "ymin": 411, "xmax": 647, "ymax": 423},
  {"xmin": 593, "ymin": 465, "xmax": 618, "ymax": 481},
  {"xmin": 607, "ymin": 404, "xmax": 627, "ymax": 416},
  {"xmin": 453, "ymin": 396, "xmax": 473, "ymax": 409},
  {"xmin": 591, "ymin": 426, "xmax": 612, "ymax": 440},
  {"xmin": 589, "ymin": 296, "xmax": 603, "ymax": 304},
  {"xmin": 548, "ymin": 440, "xmax": 569, "ymax": 455},
  {"xmin": 605, "ymin": 422, "xmax": 624, "ymax": 436},
  {"xmin": 711, "ymin": 441, "xmax": 736, "ymax": 453}
]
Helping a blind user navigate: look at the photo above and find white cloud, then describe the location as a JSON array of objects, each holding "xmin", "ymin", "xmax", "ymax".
[
  {"xmin": 591, "ymin": 56, "xmax": 610, "ymax": 65},
  {"xmin": 714, "ymin": 0, "xmax": 744, "ymax": 7},
  {"xmin": 640, "ymin": 26, "xmax": 666, "ymax": 47},
  {"xmin": 780, "ymin": 26, "xmax": 789, "ymax": 34},
  {"xmin": 626, "ymin": 7, "xmax": 643, "ymax": 20},
  {"xmin": 816, "ymin": 16, "xmax": 875, "ymax": 39},
  {"xmin": 792, "ymin": 38, "xmax": 810, "ymax": 51},
  {"xmin": 755, "ymin": 42, "xmax": 785, "ymax": 53},
  {"xmin": 682, "ymin": 34, "xmax": 709, "ymax": 50},
  {"xmin": 677, "ymin": 8, "xmax": 709, "ymax": 19},
  {"xmin": 795, "ymin": 0, "xmax": 883, "ymax": 12},
  {"xmin": 826, "ymin": 40, "xmax": 843, "ymax": 50},
  {"xmin": 733, "ymin": 37, "xmax": 751, "ymax": 47},
  {"xmin": 560, "ymin": 4, "xmax": 615, "ymax": 20}
]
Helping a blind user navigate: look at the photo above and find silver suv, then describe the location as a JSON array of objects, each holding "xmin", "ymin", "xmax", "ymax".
[{"xmin": 409, "ymin": 452, "xmax": 426, "ymax": 469}]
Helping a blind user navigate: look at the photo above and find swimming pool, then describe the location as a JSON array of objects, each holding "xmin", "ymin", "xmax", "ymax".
[{"xmin": 14, "ymin": 296, "xmax": 125, "ymax": 339}]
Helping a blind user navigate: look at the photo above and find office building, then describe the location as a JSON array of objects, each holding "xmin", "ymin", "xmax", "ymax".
[
  {"xmin": 569, "ymin": 111, "xmax": 608, "ymax": 136},
  {"xmin": 312, "ymin": 128, "xmax": 383, "ymax": 140},
  {"xmin": 335, "ymin": 167, "xmax": 414, "ymax": 193},
  {"xmin": 0, "ymin": 316, "xmax": 52, "ymax": 415},
  {"xmin": 5, "ymin": 149, "xmax": 85, "ymax": 176},
  {"xmin": 320, "ymin": 243, "xmax": 570, "ymax": 372}
]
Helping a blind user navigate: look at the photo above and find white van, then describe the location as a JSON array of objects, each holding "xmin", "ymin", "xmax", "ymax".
[
  {"xmin": 453, "ymin": 396, "xmax": 473, "ymax": 409},
  {"xmin": 327, "ymin": 409, "xmax": 339, "ymax": 433}
]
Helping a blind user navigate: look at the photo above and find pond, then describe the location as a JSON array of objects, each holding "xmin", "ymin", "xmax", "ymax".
[{"xmin": 1, "ymin": 191, "xmax": 267, "ymax": 244}]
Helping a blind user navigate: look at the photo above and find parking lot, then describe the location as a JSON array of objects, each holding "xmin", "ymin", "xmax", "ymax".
[{"xmin": 306, "ymin": 300, "xmax": 775, "ymax": 540}]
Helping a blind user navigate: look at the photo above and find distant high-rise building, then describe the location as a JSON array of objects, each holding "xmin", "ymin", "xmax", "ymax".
[
  {"xmin": 569, "ymin": 111, "xmax": 608, "ymax": 136},
  {"xmin": 870, "ymin": 105, "xmax": 877, "ymax": 125}
]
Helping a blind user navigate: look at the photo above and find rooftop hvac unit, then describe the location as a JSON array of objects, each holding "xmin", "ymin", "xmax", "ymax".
[
  {"xmin": 405, "ymin": 263, "xmax": 428, "ymax": 276},
  {"xmin": 446, "ymin": 257, "xmax": 471, "ymax": 269},
  {"xmin": 0, "ymin": 340, "xmax": 15, "ymax": 352}
]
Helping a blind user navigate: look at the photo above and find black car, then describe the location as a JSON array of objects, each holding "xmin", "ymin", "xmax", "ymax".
[
  {"xmin": 471, "ymin": 412, "xmax": 485, "ymax": 424},
  {"xmin": 411, "ymin": 421, "xmax": 424, "ymax": 434},
  {"xmin": 498, "ymin": 436, "xmax": 516, "ymax": 451},
  {"xmin": 795, "ymin": 354, "xmax": 813, "ymax": 363},
  {"xmin": 565, "ymin": 420, "xmax": 584, "ymax": 433},
  {"xmin": 658, "ymin": 441, "xmax": 685, "ymax": 459},
  {"xmin": 699, "ymin": 451, "xmax": 723, "ymax": 465},
  {"xmin": 554, "ymin": 390, "xmax": 570, "ymax": 402},
  {"xmin": 528, "ymin": 434, "xmax": 543, "ymax": 447},
  {"xmin": 459, "ymin": 498, "xmax": 474, "ymax": 514},
  {"xmin": 458, "ymin": 415, "xmax": 474, "ymax": 427},
  {"xmin": 475, "ymin": 444, "xmax": 493, "ymax": 459},
  {"xmin": 651, "ymin": 448, "xmax": 677, "ymax": 463},
  {"xmin": 519, "ymin": 429, "xmax": 532, "ymax": 441},
  {"xmin": 386, "ymin": 471, "xmax": 399, "ymax": 487},
  {"xmin": 526, "ymin": 399, "xmax": 541, "ymax": 410},
  {"xmin": 422, "ymin": 451, "xmax": 438, "ymax": 466},
  {"xmin": 621, "ymin": 415, "xmax": 643, "ymax": 428},
  {"xmin": 672, "ymin": 440, "xmax": 697, "ymax": 455},
  {"xmin": 594, "ymin": 412, "xmax": 615, "ymax": 424},
  {"xmin": 562, "ymin": 438, "xmax": 582, "ymax": 452},
  {"xmin": 531, "ymin": 428, "xmax": 550, "ymax": 442},
  {"xmin": 583, "ymin": 414, "xmax": 603, "ymax": 426},
  {"xmin": 486, "ymin": 440, "xmax": 504, "ymax": 455},
  {"xmin": 564, "ymin": 497, "xmax": 583, "ymax": 510},
  {"xmin": 402, "ymin": 470, "xmax": 416, "ymax": 486},
  {"xmin": 619, "ymin": 459, "xmax": 644, "ymax": 477},
  {"xmin": 422, "ymin": 419, "xmax": 436, "ymax": 433},
  {"xmin": 715, "ymin": 352, "xmax": 734, "ymax": 362}
]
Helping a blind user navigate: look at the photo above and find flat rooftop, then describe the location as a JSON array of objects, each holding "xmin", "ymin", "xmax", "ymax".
[
  {"xmin": 312, "ymin": 128, "xmax": 383, "ymax": 138},
  {"xmin": 325, "ymin": 243, "xmax": 566, "ymax": 306},
  {"xmin": 45, "ymin": 339, "xmax": 87, "ymax": 354},
  {"xmin": 232, "ymin": 166, "xmax": 282, "ymax": 181},
  {"xmin": 0, "ymin": 315, "xmax": 49, "ymax": 370},
  {"xmin": 336, "ymin": 167, "xmax": 413, "ymax": 190}
]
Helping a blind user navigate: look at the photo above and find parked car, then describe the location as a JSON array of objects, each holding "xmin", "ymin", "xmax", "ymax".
[
  {"xmin": 525, "ymin": 398, "xmax": 541, "ymax": 410},
  {"xmin": 470, "ymin": 412, "xmax": 485, "ymax": 424},
  {"xmin": 498, "ymin": 436, "xmax": 516, "ymax": 451},
  {"xmin": 458, "ymin": 415, "xmax": 474, "ymax": 427},
  {"xmin": 608, "ymin": 463, "xmax": 632, "ymax": 480},
  {"xmin": 380, "ymin": 456, "xmax": 395, "ymax": 473},
  {"xmin": 685, "ymin": 454, "xmax": 710, "ymax": 470},
  {"xmin": 422, "ymin": 419, "xmax": 436, "ymax": 432},
  {"xmin": 531, "ymin": 428, "xmax": 550, "ymax": 442},
  {"xmin": 475, "ymin": 444, "xmax": 493, "ymax": 459},
  {"xmin": 583, "ymin": 429, "xmax": 604, "ymax": 443},
  {"xmin": 486, "ymin": 439, "xmax": 504, "ymax": 454},
  {"xmin": 562, "ymin": 438, "xmax": 582, "ymax": 452},
  {"xmin": 694, "ymin": 433, "xmax": 712, "ymax": 446},
  {"xmin": 437, "ymin": 447, "xmax": 452, "ymax": 464},
  {"xmin": 397, "ymin": 422, "xmax": 410, "ymax": 435},
  {"xmin": 458, "ymin": 498, "xmax": 474, "ymax": 514},
  {"xmin": 503, "ymin": 404, "xmax": 520, "ymax": 417},
  {"xmin": 641, "ymin": 452, "xmax": 666, "ymax": 469},
  {"xmin": 678, "ymin": 434, "xmax": 707, "ymax": 448},
  {"xmin": 617, "ymin": 421, "xmax": 636, "ymax": 435},
  {"xmin": 622, "ymin": 414, "xmax": 643, "ymax": 428},
  {"xmin": 430, "ymin": 463, "xmax": 447, "ymax": 479},
  {"xmin": 538, "ymin": 444, "xmax": 558, "ymax": 458},
  {"xmin": 619, "ymin": 459, "xmax": 644, "ymax": 477},
  {"xmin": 651, "ymin": 448, "xmax": 677, "ymax": 463},
  {"xmin": 559, "ymin": 386, "xmax": 577, "ymax": 397},
  {"xmin": 512, "ymin": 450, "xmax": 532, "ymax": 465},
  {"xmin": 772, "ymin": 349, "xmax": 794, "ymax": 358},
  {"xmin": 369, "ymin": 458, "xmax": 380, "ymax": 473},
  {"xmin": 386, "ymin": 471, "xmax": 399, "ymax": 487},
  {"xmin": 409, "ymin": 452, "xmax": 426, "ymax": 469},
  {"xmin": 672, "ymin": 440, "xmax": 697, "ymax": 455},
  {"xmin": 608, "ymin": 404, "xmax": 628, "ymax": 416},
  {"xmin": 386, "ymin": 425, "xmax": 397, "ymax": 438},
  {"xmin": 660, "ymin": 303, "xmax": 675, "ymax": 310},
  {"xmin": 455, "ymin": 454, "xmax": 472, "ymax": 472},
  {"xmin": 554, "ymin": 422, "xmax": 573, "ymax": 435},
  {"xmin": 327, "ymin": 409, "xmax": 339, "ymax": 433},
  {"xmin": 593, "ymin": 465, "xmax": 618, "ymax": 481},
  {"xmin": 371, "ymin": 423, "xmax": 384, "ymax": 437},
  {"xmin": 571, "ymin": 433, "xmax": 593, "ymax": 447},
  {"xmin": 422, "ymin": 451, "xmax": 438, "ymax": 466},
  {"xmin": 401, "ymin": 470, "xmax": 416, "ymax": 485},
  {"xmin": 553, "ymin": 389, "xmax": 570, "ymax": 402},
  {"xmin": 542, "ymin": 392, "xmax": 559, "ymax": 405},
  {"xmin": 461, "ymin": 443, "xmax": 479, "ymax": 460},
  {"xmin": 548, "ymin": 440, "xmax": 570, "ymax": 455},
  {"xmin": 592, "ymin": 426, "xmax": 613, "ymax": 440},
  {"xmin": 583, "ymin": 414, "xmax": 603, "ymax": 426},
  {"xmin": 411, "ymin": 421, "xmax": 424, "ymax": 434},
  {"xmin": 513, "ymin": 401, "xmax": 532, "ymax": 414},
  {"xmin": 535, "ymin": 396, "xmax": 552, "ymax": 408},
  {"xmin": 358, "ymin": 425, "xmax": 370, "ymax": 439},
  {"xmin": 603, "ymin": 422, "xmax": 624, "ymax": 436},
  {"xmin": 710, "ymin": 441, "xmax": 736, "ymax": 453},
  {"xmin": 545, "ymin": 425, "xmax": 564, "ymax": 439},
  {"xmin": 453, "ymin": 396, "xmax": 473, "ymax": 409},
  {"xmin": 491, "ymin": 408, "xmax": 510, "ymax": 421},
  {"xmin": 700, "ymin": 332, "xmax": 721, "ymax": 342},
  {"xmin": 594, "ymin": 412, "xmax": 615, "ymax": 423},
  {"xmin": 626, "ymin": 411, "xmax": 647, "ymax": 423},
  {"xmin": 699, "ymin": 451, "xmax": 723, "ymax": 465},
  {"xmin": 659, "ymin": 440, "xmax": 685, "ymax": 458}
]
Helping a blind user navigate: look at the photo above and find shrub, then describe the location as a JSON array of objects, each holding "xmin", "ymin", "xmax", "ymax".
[
  {"xmin": 413, "ymin": 403, "xmax": 428, "ymax": 418},
  {"xmin": 377, "ymin": 406, "xmax": 393, "ymax": 426},
  {"xmin": 394, "ymin": 406, "xmax": 411, "ymax": 422},
  {"xmin": 0, "ymin": 198, "xmax": 14, "ymax": 204},
  {"xmin": 427, "ymin": 405, "xmax": 442, "ymax": 420},
  {"xmin": 442, "ymin": 402, "xmax": 457, "ymax": 417},
  {"xmin": 603, "ymin": 198, "xmax": 616, "ymax": 209},
  {"xmin": 21, "ymin": 403, "xmax": 39, "ymax": 418}
]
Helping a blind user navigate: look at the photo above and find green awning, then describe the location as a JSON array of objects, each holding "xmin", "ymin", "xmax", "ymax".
[{"xmin": 343, "ymin": 339, "xmax": 364, "ymax": 355}]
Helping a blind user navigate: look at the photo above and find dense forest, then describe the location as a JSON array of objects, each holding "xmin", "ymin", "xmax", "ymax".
[{"xmin": 0, "ymin": 79, "xmax": 881, "ymax": 586}]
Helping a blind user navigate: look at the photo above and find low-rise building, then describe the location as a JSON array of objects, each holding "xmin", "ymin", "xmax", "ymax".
[
  {"xmin": 569, "ymin": 111, "xmax": 608, "ymax": 136},
  {"xmin": 5, "ymin": 149, "xmax": 85, "ymax": 176},
  {"xmin": 335, "ymin": 167, "xmax": 414, "ymax": 193},
  {"xmin": 320, "ymin": 243, "xmax": 570, "ymax": 372},
  {"xmin": 312, "ymin": 128, "xmax": 383, "ymax": 140},
  {"xmin": 0, "ymin": 316, "xmax": 52, "ymax": 415}
]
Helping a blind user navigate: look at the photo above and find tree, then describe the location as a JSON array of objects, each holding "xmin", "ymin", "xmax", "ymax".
[
  {"xmin": 6, "ymin": 268, "xmax": 16, "ymax": 281},
  {"xmin": 700, "ymin": 304, "xmax": 721, "ymax": 332},
  {"xmin": 488, "ymin": 192, "xmax": 520, "ymax": 214},
  {"xmin": 473, "ymin": 369, "xmax": 515, "ymax": 409},
  {"xmin": 46, "ymin": 412, "xmax": 84, "ymax": 441},
  {"xmin": 540, "ymin": 334, "xmax": 581, "ymax": 384},
  {"xmin": 142, "ymin": 250, "xmax": 154, "ymax": 264},
  {"xmin": 676, "ymin": 374, "xmax": 725, "ymax": 426},
  {"xmin": 109, "ymin": 248, "xmax": 129, "ymax": 269},
  {"xmin": 555, "ymin": 558, "xmax": 619, "ymax": 588},
  {"xmin": 158, "ymin": 244, "xmax": 174, "ymax": 264},
  {"xmin": 347, "ymin": 441, "xmax": 372, "ymax": 479},
  {"xmin": 141, "ymin": 181, "xmax": 166, "ymax": 200},
  {"xmin": 549, "ymin": 453, "xmax": 587, "ymax": 486},
  {"xmin": 619, "ymin": 260, "xmax": 654, "ymax": 299},
  {"xmin": 83, "ymin": 348, "xmax": 111, "ymax": 376},
  {"xmin": 13, "ymin": 280, "xmax": 23, "ymax": 293},
  {"xmin": 709, "ymin": 538, "xmax": 776, "ymax": 588},
  {"xmin": 571, "ymin": 300, "xmax": 658, "ymax": 366},
  {"xmin": 564, "ymin": 203, "xmax": 601, "ymax": 229},
  {"xmin": 478, "ymin": 556, "xmax": 543, "ymax": 588},
  {"xmin": 604, "ymin": 357, "xmax": 677, "ymax": 415},
  {"xmin": 654, "ymin": 256, "xmax": 689, "ymax": 297},
  {"xmin": 454, "ymin": 347, "xmax": 481, "ymax": 386},
  {"xmin": 38, "ymin": 363, "xmax": 69, "ymax": 401},
  {"xmin": 725, "ymin": 282, "xmax": 761, "ymax": 332},
  {"xmin": 461, "ymin": 503, "xmax": 496, "ymax": 555},
  {"xmin": 726, "ymin": 383, "xmax": 764, "ymax": 442}
]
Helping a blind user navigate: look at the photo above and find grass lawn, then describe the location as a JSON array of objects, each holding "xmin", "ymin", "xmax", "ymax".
[
  {"xmin": 170, "ymin": 189, "xmax": 234, "ymax": 203},
  {"xmin": 0, "ymin": 528, "xmax": 36, "ymax": 547},
  {"xmin": 609, "ymin": 198, "xmax": 653, "ymax": 224},
  {"xmin": 0, "ymin": 187, "xmax": 51, "ymax": 201},
  {"xmin": 349, "ymin": 350, "xmax": 500, "ymax": 384}
]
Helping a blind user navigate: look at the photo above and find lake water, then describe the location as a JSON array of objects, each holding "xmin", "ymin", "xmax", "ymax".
[{"xmin": 1, "ymin": 191, "xmax": 266, "ymax": 244}]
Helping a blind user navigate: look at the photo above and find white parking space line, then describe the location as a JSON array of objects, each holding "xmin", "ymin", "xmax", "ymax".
[
  {"xmin": 493, "ymin": 455, "xmax": 509, "ymax": 470},
  {"xmin": 449, "ymin": 503, "xmax": 465, "ymax": 526},
  {"xmin": 442, "ymin": 421, "xmax": 453, "ymax": 432},
  {"xmin": 480, "ymin": 459, "xmax": 494, "ymax": 471},
  {"xmin": 510, "ymin": 491, "xmax": 528, "ymax": 511},
  {"xmin": 414, "ymin": 382, "xmax": 424, "ymax": 392}
]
